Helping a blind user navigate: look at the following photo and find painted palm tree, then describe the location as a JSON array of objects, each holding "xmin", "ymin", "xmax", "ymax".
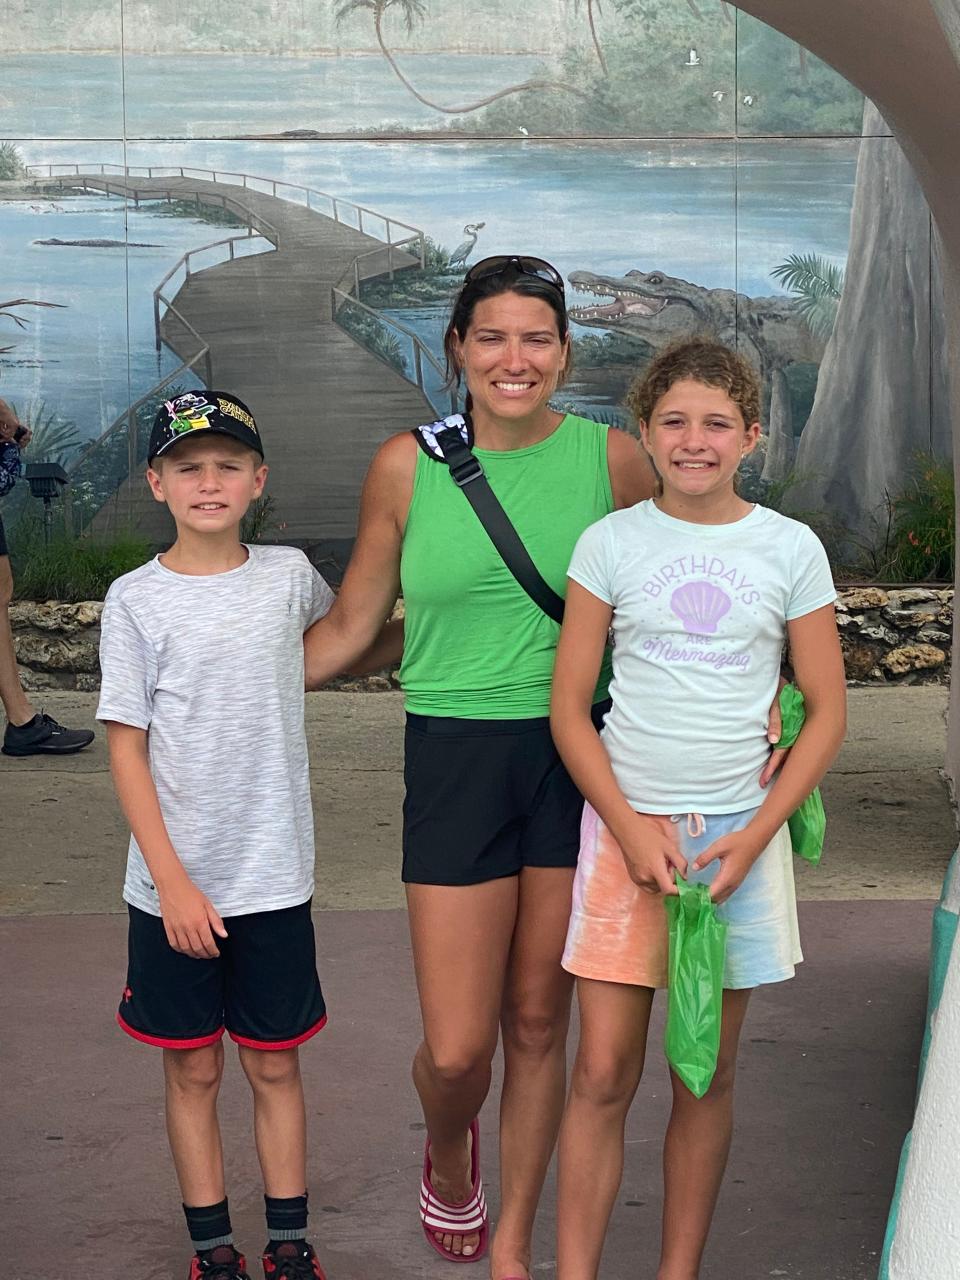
[
  {"xmin": 335, "ymin": 0, "xmax": 589, "ymax": 113},
  {"xmin": 574, "ymin": 0, "xmax": 608, "ymax": 74},
  {"xmin": 772, "ymin": 253, "xmax": 845, "ymax": 341},
  {"xmin": 0, "ymin": 298, "xmax": 66, "ymax": 355}
]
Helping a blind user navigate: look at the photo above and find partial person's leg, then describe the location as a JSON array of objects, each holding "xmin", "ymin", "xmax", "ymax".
[
  {"xmin": 407, "ymin": 877, "xmax": 520, "ymax": 1257},
  {"xmin": 657, "ymin": 988, "xmax": 752, "ymax": 1280},
  {"xmin": 163, "ymin": 1041, "xmax": 228, "ymax": 1207},
  {"xmin": 1, "ymin": 548, "xmax": 95, "ymax": 752},
  {"xmin": 238, "ymin": 1045, "xmax": 307, "ymax": 1197},
  {"xmin": 0, "ymin": 554, "xmax": 33, "ymax": 727},
  {"xmin": 556, "ymin": 978, "xmax": 656, "ymax": 1280},
  {"xmin": 493, "ymin": 866, "xmax": 578, "ymax": 1280}
]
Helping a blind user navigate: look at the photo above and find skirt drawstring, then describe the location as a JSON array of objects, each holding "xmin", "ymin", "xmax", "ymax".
[{"xmin": 671, "ymin": 812, "xmax": 706, "ymax": 838}]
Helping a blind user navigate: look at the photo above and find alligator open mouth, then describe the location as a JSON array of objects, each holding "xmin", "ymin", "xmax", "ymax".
[{"xmin": 569, "ymin": 277, "xmax": 669, "ymax": 323}]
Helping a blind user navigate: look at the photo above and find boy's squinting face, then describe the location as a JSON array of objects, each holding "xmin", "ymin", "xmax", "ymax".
[
  {"xmin": 640, "ymin": 377, "xmax": 760, "ymax": 500},
  {"xmin": 147, "ymin": 436, "xmax": 267, "ymax": 535}
]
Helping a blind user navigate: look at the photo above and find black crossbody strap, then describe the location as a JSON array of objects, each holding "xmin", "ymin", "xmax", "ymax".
[{"xmin": 431, "ymin": 424, "xmax": 566, "ymax": 625}]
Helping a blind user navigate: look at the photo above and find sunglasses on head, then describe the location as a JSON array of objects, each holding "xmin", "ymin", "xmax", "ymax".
[{"xmin": 464, "ymin": 255, "xmax": 565, "ymax": 295}]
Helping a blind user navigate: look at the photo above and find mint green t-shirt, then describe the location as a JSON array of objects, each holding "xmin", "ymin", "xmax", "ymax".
[{"xmin": 399, "ymin": 414, "xmax": 615, "ymax": 718}]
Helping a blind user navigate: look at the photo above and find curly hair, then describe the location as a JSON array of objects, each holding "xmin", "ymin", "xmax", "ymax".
[{"xmin": 626, "ymin": 338, "xmax": 761, "ymax": 429}]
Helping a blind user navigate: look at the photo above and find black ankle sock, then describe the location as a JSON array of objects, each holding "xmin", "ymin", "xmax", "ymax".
[
  {"xmin": 184, "ymin": 1197, "xmax": 233, "ymax": 1252},
  {"xmin": 265, "ymin": 1191, "xmax": 308, "ymax": 1246}
]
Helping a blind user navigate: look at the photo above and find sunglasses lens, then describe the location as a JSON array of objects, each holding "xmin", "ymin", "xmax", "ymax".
[{"xmin": 465, "ymin": 255, "xmax": 564, "ymax": 293}]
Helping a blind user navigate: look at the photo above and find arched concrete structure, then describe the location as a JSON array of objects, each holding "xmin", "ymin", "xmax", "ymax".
[
  {"xmin": 729, "ymin": 0, "xmax": 960, "ymax": 782},
  {"xmin": 726, "ymin": 8, "xmax": 960, "ymax": 1274}
]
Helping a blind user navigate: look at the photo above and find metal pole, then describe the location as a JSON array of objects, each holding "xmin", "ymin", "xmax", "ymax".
[{"xmin": 126, "ymin": 409, "xmax": 137, "ymax": 528}]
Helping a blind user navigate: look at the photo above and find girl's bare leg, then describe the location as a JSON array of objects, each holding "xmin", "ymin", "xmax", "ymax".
[
  {"xmin": 556, "ymin": 978, "xmax": 656, "ymax": 1280},
  {"xmin": 492, "ymin": 866, "xmax": 577, "ymax": 1280},
  {"xmin": 657, "ymin": 988, "xmax": 752, "ymax": 1280},
  {"xmin": 407, "ymin": 878, "xmax": 519, "ymax": 1258}
]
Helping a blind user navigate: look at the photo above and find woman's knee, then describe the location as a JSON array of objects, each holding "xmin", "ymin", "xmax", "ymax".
[
  {"xmin": 418, "ymin": 1036, "xmax": 494, "ymax": 1088},
  {"xmin": 239, "ymin": 1045, "xmax": 301, "ymax": 1090},
  {"xmin": 163, "ymin": 1042, "xmax": 224, "ymax": 1094}
]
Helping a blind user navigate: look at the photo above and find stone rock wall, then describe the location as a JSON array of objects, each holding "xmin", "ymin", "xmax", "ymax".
[
  {"xmin": 837, "ymin": 587, "xmax": 953, "ymax": 684},
  {"xmin": 10, "ymin": 589, "xmax": 954, "ymax": 690}
]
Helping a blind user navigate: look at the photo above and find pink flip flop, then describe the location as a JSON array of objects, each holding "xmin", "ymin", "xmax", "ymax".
[{"xmin": 419, "ymin": 1117, "xmax": 489, "ymax": 1263}]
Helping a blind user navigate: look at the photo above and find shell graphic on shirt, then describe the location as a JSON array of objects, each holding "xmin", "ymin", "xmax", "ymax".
[{"xmin": 670, "ymin": 580, "xmax": 732, "ymax": 634}]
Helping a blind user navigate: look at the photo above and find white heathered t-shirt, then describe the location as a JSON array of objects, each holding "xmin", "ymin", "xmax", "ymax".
[
  {"xmin": 97, "ymin": 545, "xmax": 334, "ymax": 918},
  {"xmin": 567, "ymin": 501, "xmax": 836, "ymax": 814}
]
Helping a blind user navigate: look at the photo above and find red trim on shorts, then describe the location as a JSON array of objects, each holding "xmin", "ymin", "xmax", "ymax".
[
  {"xmin": 228, "ymin": 1013, "xmax": 328, "ymax": 1051},
  {"xmin": 116, "ymin": 1011, "xmax": 225, "ymax": 1050}
]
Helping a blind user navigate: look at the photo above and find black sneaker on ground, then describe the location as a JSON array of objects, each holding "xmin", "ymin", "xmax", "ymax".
[
  {"xmin": 2, "ymin": 712, "xmax": 95, "ymax": 756},
  {"xmin": 262, "ymin": 1242, "xmax": 326, "ymax": 1280},
  {"xmin": 189, "ymin": 1245, "xmax": 252, "ymax": 1280}
]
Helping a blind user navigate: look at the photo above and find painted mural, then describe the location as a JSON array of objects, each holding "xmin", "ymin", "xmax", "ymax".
[{"xmin": 0, "ymin": 0, "xmax": 946, "ymax": 563}]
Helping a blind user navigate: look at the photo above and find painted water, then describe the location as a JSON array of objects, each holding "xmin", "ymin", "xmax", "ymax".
[
  {"xmin": 2, "ymin": 53, "xmax": 550, "ymax": 139},
  {"xmin": 2, "ymin": 137, "xmax": 856, "ymax": 442}
]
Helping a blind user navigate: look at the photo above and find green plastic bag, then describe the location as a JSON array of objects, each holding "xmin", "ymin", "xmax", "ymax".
[
  {"xmin": 664, "ymin": 877, "xmax": 728, "ymax": 1098},
  {"xmin": 775, "ymin": 683, "xmax": 827, "ymax": 866}
]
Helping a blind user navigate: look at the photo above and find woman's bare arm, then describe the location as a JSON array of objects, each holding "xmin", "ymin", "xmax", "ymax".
[
  {"xmin": 304, "ymin": 433, "xmax": 415, "ymax": 688},
  {"xmin": 606, "ymin": 426, "xmax": 656, "ymax": 509}
]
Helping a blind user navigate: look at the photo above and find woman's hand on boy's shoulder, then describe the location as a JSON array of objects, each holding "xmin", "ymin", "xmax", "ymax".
[{"xmin": 618, "ymin": 811, "xmax": 687, "ymax": 896}]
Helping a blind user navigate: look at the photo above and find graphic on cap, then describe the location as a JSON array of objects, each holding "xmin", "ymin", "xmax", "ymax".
[{"xmin": 165, "ymin": 392, "xmax": 218, "ymax": 437}]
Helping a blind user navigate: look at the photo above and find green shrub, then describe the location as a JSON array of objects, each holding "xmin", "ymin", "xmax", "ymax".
[
  {"xmin": 12, "ymin": 528, "xmax": 152, "ymax": 602},
  {"xmin": 883, "ymin": 454, "xmax": 954, "ymax": 582}
]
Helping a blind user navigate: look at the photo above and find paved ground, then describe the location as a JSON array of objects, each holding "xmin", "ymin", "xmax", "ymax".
[{"xmin": 1, "ymin": 687, "xmax": 956, "ymax": 1278}]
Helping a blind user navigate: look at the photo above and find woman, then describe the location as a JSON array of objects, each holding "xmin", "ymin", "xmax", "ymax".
[{"xmin": 304, "ymin": 258, "xmax": 779, "ymax": 1278}]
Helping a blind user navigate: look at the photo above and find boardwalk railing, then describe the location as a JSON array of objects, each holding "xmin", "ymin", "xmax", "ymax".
[
  {"xmin": 331, "ymin": 246, "xmax": 455, "ymax": 418},
  {"xmin": 153, "ymin": 227, "xmax": 275, "ymax": 353},
  {"xmin": 26, "ymin": 162, "xmax": 424, "ymax": 257},
  {"xmin": 68, "ymin": 228, "xmax": 277, "ymax": 532}
]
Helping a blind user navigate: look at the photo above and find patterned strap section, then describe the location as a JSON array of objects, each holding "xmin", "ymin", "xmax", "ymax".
[
  {"xmin": 412, "ymin": 413, "xmax": 472, "ymax": 460},
  {"xmin": 419, "ymin": 1176, "xmax": 487, "ymax": 1234}
]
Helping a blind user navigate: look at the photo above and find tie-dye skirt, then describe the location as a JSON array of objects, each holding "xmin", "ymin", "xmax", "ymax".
[{"xmin": 562, "ymin": 803, "xmax": 802, "ymax": 990}]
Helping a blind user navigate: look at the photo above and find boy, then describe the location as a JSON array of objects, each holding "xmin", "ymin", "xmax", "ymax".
[{"xmin": 99, "ymin": 391, "xmax": 332, "ymax": 1279}]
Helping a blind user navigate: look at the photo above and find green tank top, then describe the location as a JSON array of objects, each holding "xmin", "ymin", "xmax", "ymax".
[{"xmin": 400, "ymin": 414, "xmax": 615, "ymax": 718}]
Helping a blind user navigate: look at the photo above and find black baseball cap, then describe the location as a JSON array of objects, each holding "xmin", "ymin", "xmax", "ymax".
[{"xmin": 148, "ymin": 391, "xmax": 264, "ymax": 464}]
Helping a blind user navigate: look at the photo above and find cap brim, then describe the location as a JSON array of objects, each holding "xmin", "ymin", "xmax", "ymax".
[{"xmin": 149, "ymin": 424, "xmax": 264, "ymax": 463}]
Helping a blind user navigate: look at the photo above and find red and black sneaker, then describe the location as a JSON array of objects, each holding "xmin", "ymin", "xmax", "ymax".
[
  {"xmin": 262, "ymin": 1241, "xmax": 326, "ymax": 1279},
  {"xmin": 189, "ymin": 1245, "xmax": 252, "ymax": 1280}
]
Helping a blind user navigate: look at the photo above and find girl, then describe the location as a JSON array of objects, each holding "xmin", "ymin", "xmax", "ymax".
[{"xmin": 549, "ymin": 339, "xmax": 846, "ymax": 1280}]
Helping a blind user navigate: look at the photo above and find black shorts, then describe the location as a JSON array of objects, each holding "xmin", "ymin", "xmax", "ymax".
[
  {"xmin": 117, "ymin": 899, "xmax": 327, "ymax": 1051},
  {"xmin": 0, "ymin": 512, "xmax": 8, "ymax": 558},
  {"xmin": 402, "ymin": 701, "xmax": 609, "ymax": 886}
]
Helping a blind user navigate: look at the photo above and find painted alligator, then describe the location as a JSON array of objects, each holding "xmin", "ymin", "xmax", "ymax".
[
  {"xmin": 568, "ymin": 268, "xmax": 824, "ymax": 376},
  {"xmin": 35, "ymin": 237, "xmax": 160, "ymax": 248},
  {"xmin": 568, "ymin": 268, "xmax": 826, "ymax": 481}
]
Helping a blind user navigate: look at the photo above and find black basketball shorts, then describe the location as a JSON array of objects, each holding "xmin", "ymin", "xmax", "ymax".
[{"xmin": 117, "ymin": 899, "xmax": 327, "ymax": 1051}]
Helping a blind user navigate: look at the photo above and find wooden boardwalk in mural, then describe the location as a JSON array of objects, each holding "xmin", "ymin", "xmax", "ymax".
[{"xmin": 47, "ymin": 171, "xmax": 434, "ymax": 552}]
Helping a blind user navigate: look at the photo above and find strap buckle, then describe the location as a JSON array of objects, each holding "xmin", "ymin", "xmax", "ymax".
[{"xmin": 449, "ymin": 456, "xmax": 483, "ymax": 487}]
